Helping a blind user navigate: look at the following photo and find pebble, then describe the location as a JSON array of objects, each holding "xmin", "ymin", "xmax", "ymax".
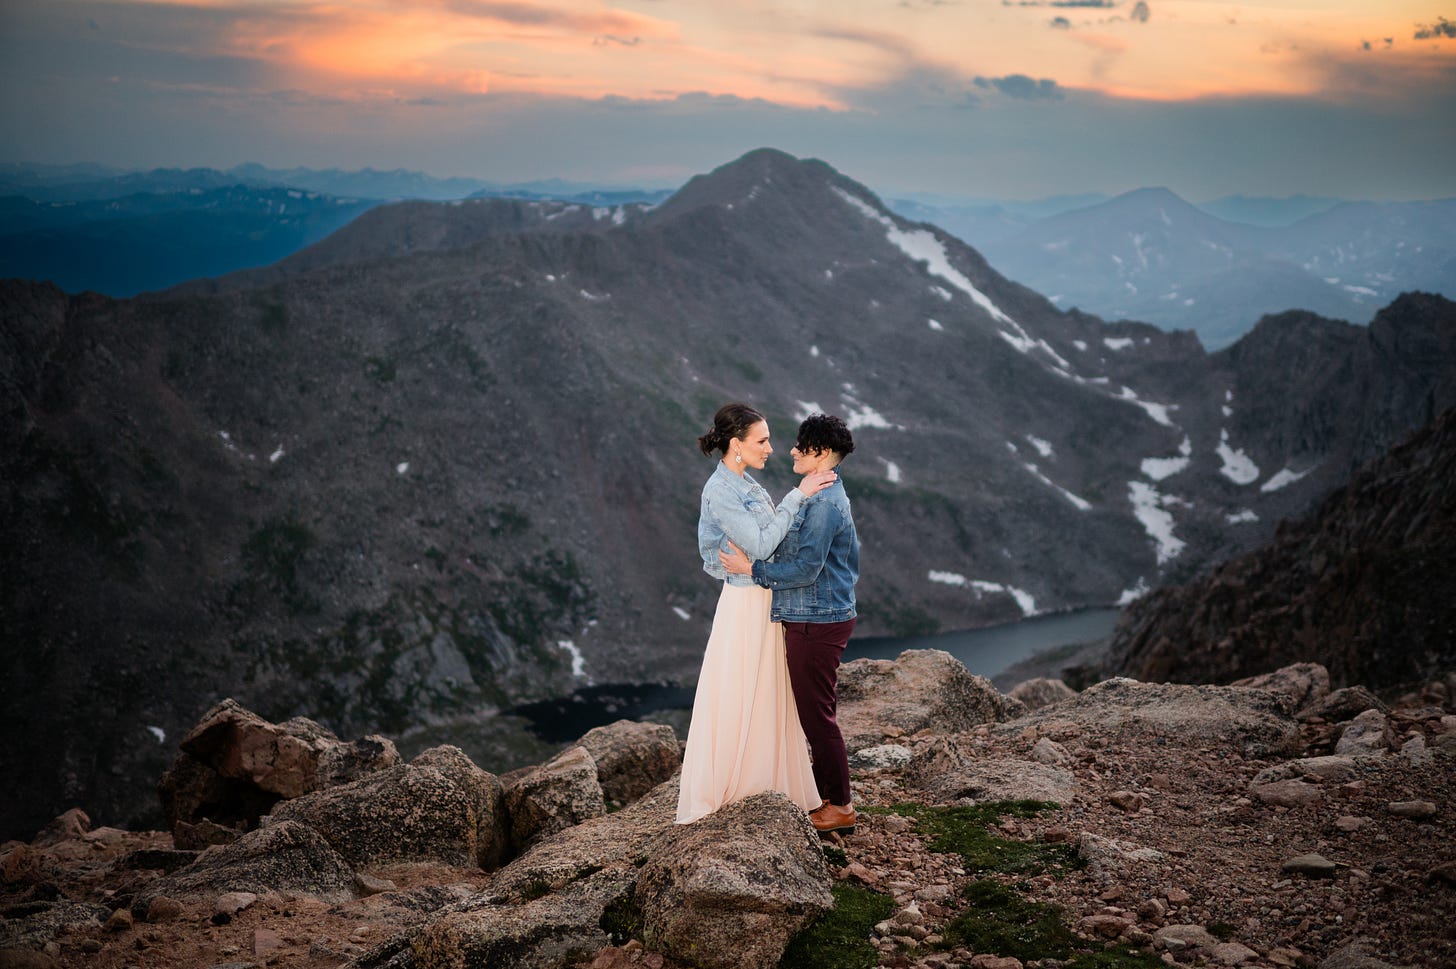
[
  {"xmin": 1335, "ymin": 709, "xmax": 1392, "ymax": 756},
  {"xmin": 1266, "ymin": 946, "xmax": 1304, "ymax": 966},
  {"xmin": 1080, "ymin": 914, "xmax": 1131, "ymax": 938},
  {"xmin": 104, "ymin": 908, "xmax": 133, "ymax": 932},
  {"xmin": 354, "ymin": 872, "xmax": 395, "ymax": 895},
  {"xmin": 1400, "ymin": 735, "xmax": 1431, "ymax": 765},
  {"xmin": 1209, "ymin": 941, "xmax": 1259, "ymax": 965},
  {"xmin": 1155, "ymin": 924, "xmax": 1218, "ymax": 948},
  {"xmin": 1385, "ymin": 800, "xmax": 1436, "ymax": 819},
  {"xmin": 893, "ymin": 903, "xmax": 923, "ymax": 926},
  {"xmin": 1251, "ymin": 779, "xmax": 1323, "ymax": 808},
  {"xmin": 1165, "ymin": 887, "xmax": 1192, "ymax": 905},
  {"xmin": 882, "ymin": 814, "xmax": 914, "ymax": 834},
  {"xmin": 145, "ymin": 896, "xmax": 184, "ymax": 923},
  {"xmin": 969, "ymin": 956, "xmax": 1023, "ymax": 969},
  {"xmin": 1138, "ymin": 898, "xmax": 1168, "ymax": 919},
  {"xmin": 1334, "ymin": 815, "xmax": 1369, "ymax": 833},
  {"xmin": 1108, "ymin": 790, "xmax": 1147, "ymax": 812},
  {"xmin": 1281, "ymin": 854, "xmax": 1339, "ymax": 878},
  {"xmin": 914, "ymin": 883, "xmax": 953, "ymax": 903},
  {"xmin": 1032, "ymin": 737, "xmax": 1071, "ymax": 765},
  {"xmin": 216, "ymin": 891, "xmax": 259, "ymax": 916},
  {"xmin": 849, "ymin": 744, "xmax": 913, "ymax": 769}
]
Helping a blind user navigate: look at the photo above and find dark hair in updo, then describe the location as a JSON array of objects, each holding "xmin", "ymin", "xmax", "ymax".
[
  {"xmin": 795, "ymin": 413, "xmax": 855, "ymax": 458},
  {"xmin": 698, "ymin": 402, "xmax": 765, "ymax": 457}
]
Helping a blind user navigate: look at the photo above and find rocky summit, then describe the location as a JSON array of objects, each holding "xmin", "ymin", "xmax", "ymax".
[
  {"xmin": 3, "ymin": 147, "xmax": 1454, "ymax": 839},
  {"xmin": 0, "ymin": 651, "xmax": 1451, "ymax": 969}
]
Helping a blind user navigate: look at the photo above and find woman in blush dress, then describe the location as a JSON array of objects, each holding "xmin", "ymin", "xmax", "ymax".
[{"xmin": 675, "ymin": 402, "xmax": 836, "ymax": 824}]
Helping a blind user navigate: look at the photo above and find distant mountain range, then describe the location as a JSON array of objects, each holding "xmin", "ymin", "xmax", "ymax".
[
  {"xmin": 894, "ymin": 188, "xmax": 1456, "ymax": 349},
  {"xmin": 3, "ymin": 148, "xmax": 1453, "ymax": 839},
  {"xmin": 5, "ymin": 162, "xmax": 1453, "ymax": 349},
  {"xmin": 0, "ymin": 163, "xmax": 672, "ymax": 296},
  {"xmin": 0, "ymin": 187, "xmax": 377, "ymax": 297}
]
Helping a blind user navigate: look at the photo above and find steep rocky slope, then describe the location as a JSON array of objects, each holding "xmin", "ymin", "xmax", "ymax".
[{"xmin": 1107, "ymin": 406, "xmax": 1456, "ymax": 689}]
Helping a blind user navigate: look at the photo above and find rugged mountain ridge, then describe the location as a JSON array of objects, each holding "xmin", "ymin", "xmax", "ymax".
[
  {"xmin": 1106, "ymin": 405, "xmax": 1456, "ymax": 689},
  {"xmin": 2, "ymin": 147, "xmax": 1452, "ymax": 839}
]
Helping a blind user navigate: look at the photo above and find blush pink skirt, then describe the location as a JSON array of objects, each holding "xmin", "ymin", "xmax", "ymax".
[{"xmin": 676, "ymin": 582, "xmax": 821, "ymax": 823}]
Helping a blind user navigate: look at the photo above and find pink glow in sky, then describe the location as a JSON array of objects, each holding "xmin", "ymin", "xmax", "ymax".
[{"xmin": 2, "ymin": 0, "xmax": 1454, "ymax": 198}]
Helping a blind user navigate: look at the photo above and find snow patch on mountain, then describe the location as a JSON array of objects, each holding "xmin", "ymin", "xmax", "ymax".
[
  {"xmin": 1023, "ymin": 462, "xmax": 1092, "ymax": 511},
  {"xmin": 1261, "ymin": 466, "xmax": 1312, "ymax": 493},
  {"xmin": 1113, "ymin": 386, "xmax": 1176, "ymax": 427},
  {"xmin": 1217, "ymin": 429, "xmax": 1261, "ymax": 484},
  {"xmin": 1128, "ymin": 480, "xmax": 1186, "ymax": 564},
  {"xmin": 1141, "ymin": 436, "xmax": 1192, "ymax": 481},
  {"xmin": 927, "ymin": 572, "xmax": 1037, "ymax": 616}
]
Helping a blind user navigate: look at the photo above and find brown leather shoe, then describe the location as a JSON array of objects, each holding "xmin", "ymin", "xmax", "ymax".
[{"xmin": 810, "ymin": 803, "xmax": 856, "ymax": 835}]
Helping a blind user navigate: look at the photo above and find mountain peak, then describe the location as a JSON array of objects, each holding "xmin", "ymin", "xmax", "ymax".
[
  {"xmin": 647, "ymin": 147, "xmax": 849, "ymax": 221},
  {"xmin": 1103, "ymin": 186, "xmax": 1203, "ymax": 214}
]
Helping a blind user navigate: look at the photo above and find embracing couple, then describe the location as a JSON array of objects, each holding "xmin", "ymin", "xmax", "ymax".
[{"xmin": 675, "ymin": 402, "xmax": 860, "ymax": 836}]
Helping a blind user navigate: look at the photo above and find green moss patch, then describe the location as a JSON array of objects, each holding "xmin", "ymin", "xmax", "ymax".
[
  {"xmin": 600, "ymin": 894, "xmax": 644, "ymax": 946},
  {"xmin": 1066, "ymin": 945, "xmax": 1168, "ymax": 969},
  {"xmin": 869, "ymin": 801, "xmax": 1082, "ymax": 877},
  {"xmin": 940, "ymin": 879, "xmax": 1075, "ymax": 960},
  {"xmin": 779, "ymin": 883, "xmax": 895, "ymax": 969}
]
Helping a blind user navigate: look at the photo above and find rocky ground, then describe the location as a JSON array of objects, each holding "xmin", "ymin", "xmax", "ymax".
[{"xmin": 1, "ymin": 658, "xmax": 1451, "ymax": 969}]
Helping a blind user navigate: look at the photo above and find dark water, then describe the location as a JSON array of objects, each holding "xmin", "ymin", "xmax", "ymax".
[
  {"xmin": 844, "ymin": 607, "xmax": 1120, "ymax": 678},
  {"xmin": 510, "ymin": 608, "xmax": 1119, "ymax": 742},
  {"xmin": 510, "ymin": 684, "xmax": 696, "ymax": 743}
]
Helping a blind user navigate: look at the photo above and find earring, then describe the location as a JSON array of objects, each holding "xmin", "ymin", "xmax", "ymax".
[{"xmin": 735, "ymin": 453, "xmax": 743, "ymax": 464}]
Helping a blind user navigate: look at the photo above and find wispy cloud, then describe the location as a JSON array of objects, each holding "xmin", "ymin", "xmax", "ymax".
[
  {"xmin": 1414, "ymin": 17, "xmax": 1456, "ymax": 40},
  {"xmin": 2, "ymin": 0, "xmax": 1453, "ymax": 202},
  {"xmin": 974, "ymin": 74, "xmax": 1065, "ymax": 100},
  {"xmin": 432, "ymin": 0, "xmax": 665, "ymax": 35}
]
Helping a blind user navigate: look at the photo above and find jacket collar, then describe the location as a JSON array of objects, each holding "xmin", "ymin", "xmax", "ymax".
[{"xmin": 712, "ymin": 459, "xmax": 762, "ymax": 496}]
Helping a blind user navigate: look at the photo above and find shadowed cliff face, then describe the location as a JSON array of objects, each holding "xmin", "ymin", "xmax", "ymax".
[
  {"xmin": 1106, "ymin": 405, "xmax": 1456, "ymax": 689},
  {"xmin": 2, "ymin": 147, "xmax": 1453, "ymax": 839}
]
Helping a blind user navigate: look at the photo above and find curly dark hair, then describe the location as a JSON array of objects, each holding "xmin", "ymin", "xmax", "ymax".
[
  {"xmin": 795, "ymin": 413, "xmax": 854, "ymax": 458},
  {"xmin": 698, "ymin": 402, "xmax": 766, "ymax": 456}
]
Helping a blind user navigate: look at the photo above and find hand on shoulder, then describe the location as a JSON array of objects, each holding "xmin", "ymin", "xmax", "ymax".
[{"xmin": 798, "ymin": 469, "xmax": 837, "ymax": 497}]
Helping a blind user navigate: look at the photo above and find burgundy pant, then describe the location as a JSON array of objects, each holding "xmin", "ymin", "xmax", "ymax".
[{"xmin": 783, "ymin": 617, "xmax": 856, "ymax": 807}]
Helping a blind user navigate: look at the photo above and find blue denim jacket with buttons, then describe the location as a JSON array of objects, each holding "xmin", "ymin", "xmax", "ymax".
[
  {"xmin": 698, "ymin": 462, "xmax": 806, "ymax": 587},
  {"xmin": 750, "ymin": 478, "xmax": 859, "ymax": 622}
]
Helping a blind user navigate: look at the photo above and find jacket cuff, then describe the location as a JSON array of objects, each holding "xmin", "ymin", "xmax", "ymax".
[{"xmin": 750, "ymin": 560, "xmax": 770, "ymax": 588}]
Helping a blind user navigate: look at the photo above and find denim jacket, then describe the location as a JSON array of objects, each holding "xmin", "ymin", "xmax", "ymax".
[
  {"xmin": 698, "ymin": 462, "xmax": 806, "ymax": 586},
  {"xmin": 751, "ymin": 478, "xmax": 859, "ymax": 622}
]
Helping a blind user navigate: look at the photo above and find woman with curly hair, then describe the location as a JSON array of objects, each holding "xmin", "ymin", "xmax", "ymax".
[{"xmin": 676, "ymin": 402, "xmax": 837, "ymax": 824}]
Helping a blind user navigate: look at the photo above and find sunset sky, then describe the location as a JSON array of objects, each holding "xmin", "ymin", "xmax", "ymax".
[{"xmin": 2, "ymin": 1, "xmax": 1454, "ymax": 200}]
